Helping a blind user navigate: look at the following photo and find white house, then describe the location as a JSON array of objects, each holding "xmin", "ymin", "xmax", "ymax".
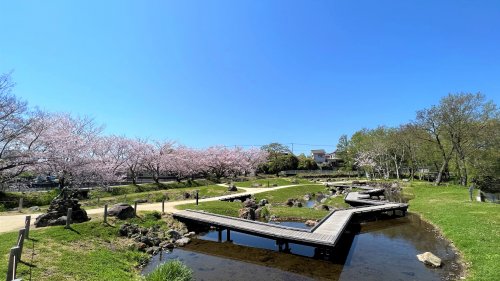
[{"xmin": 311, "ymin": 149, "xmax": 326, "ymax": 163}]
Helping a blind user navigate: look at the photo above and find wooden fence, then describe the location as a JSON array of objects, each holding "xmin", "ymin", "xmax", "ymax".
[{"xmin": 5, "ymin": 216, "xmax": 31, "ymax": 281}]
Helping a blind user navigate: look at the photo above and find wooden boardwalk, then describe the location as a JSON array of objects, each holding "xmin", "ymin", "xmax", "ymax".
[{"xmin": 174, "ymin": 188, "xmax": 408, "ymax": 249}]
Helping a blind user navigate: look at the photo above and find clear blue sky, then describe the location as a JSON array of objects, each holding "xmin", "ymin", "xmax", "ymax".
[{"xmin": 1, "ymin": 0, "xmax": 499, "ymax": 155}]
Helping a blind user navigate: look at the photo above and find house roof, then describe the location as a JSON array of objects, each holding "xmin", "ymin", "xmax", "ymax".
[{"xmin": 311, "ymin": 149, "xmax": 326, "ymax": 154}]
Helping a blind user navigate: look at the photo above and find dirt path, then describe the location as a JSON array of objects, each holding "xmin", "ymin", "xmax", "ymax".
[{"xmin": 0, "ymin": 183, "xmax": 325, "ymax": 234}]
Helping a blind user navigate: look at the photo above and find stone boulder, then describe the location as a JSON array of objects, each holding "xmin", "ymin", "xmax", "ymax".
[
  {"xmin": 238, "ymin": 208, "xmax": 256, "ymax": 220},
  {"xmin": 175, "ymin": 237, "xmax": 191, "ymax": 247},
  {"xmin": 166, "ymin": 229, "xmax": 183, "ymax": 240},
  {"xmin": 315, "ymin": 204, "xmax": 329, "ymax": 211},
  {"xmin": 293, "ymin": 201, "xmax": 303, "ymax": 208},
  {"xmin": 108, "ymin": 203, "xmax": 135, "ymax": 219},
  {"xmin": 243, "ymin": 198, "xmax": 258, "ymax": 209},
  {"xmin": 285, "ymin": 198, "xmax": 294, "ymax": 207},
  {"xmin": 305, "ymin": 220, "xmax": 317, "ymax": 227},
  {"xmin": 29, "ymin": 206, "xmax": 41, "ymax": 212},
  {"xmin": 259, "ymin": 199, "xmax": 268, "ymax": 206},
  {"xmin": 303, "ymin": 194, "xmax": 312, "ymax": 201},
  {"xmin": 417, "ymin": 252, "xmax": 442, "ymax": 267},
  {"xmin": 227, "ymin": 185, "xmax": 238, "ymax": 192}
]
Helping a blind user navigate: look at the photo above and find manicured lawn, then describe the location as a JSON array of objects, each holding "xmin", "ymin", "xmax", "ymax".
[
  {"xmin": 81, "ymin": 185, "xmax": 242, "ymax": 209},
  {"xmin": 406, "ymin": 182, "xmax": 500, "ymax": 281},
  {"xmin": 253, "ymin": 184, "xmax": 327, "ymax": 202},
  {"xmin": 0, "ymin": 213, "xmax": 178, "ymax": 281},
  {"xmin": 234, "ymin": 178, "xmax": 310, "ymax": 187},
  {"xmin": 177, "ymin": 184, "xmax": 343, "ymax": 220},
  {"xmin": 177, "ymin": 201, "xmax": 242, "ymax": 217}
]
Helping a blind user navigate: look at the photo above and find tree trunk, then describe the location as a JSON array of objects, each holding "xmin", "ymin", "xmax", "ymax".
[
  {"xmin": 129, "ymin": 168, "xmax": 137, "ymax": 185},
  {"xmin": 435, "ymin": 158, "xmax": 450, "ymax": 186}
]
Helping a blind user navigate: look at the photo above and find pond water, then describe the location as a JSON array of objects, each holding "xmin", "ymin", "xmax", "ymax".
[{"xmin": 142, "ymin": 214, "xmax": 463, "ymax": 281}]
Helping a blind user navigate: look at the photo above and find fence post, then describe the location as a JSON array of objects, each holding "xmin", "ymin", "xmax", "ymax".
[
  {"xmin": 162, "ymin": 200, "xmax": 165, "ymax": 214},
  {"xmin": 196, "ymin": 191, "xmax": 199, "ymax": 206},
  {"xmin": 24, "ymin": 216, "xmax": 31, "ymax": 240},
  {"xmin": 7, "ymin": 246, "xmax": 20, "ymax": 281},
  {"xmin": 65, "ymin": 208, "xmax": 72, "ymax": 229},
  {"xmin": 134, "ymin": 202, "xmax": 137, "ymax": 216},
  {"xmin": 16, "ymin": 229, "xmax": 25, "ymax": 261},
  {"xmin": 104, "ymin": 204, "xmax": 108, "ymax": 224},
  {"xmin": 18, "ymin": 198, "xmax": 23, "ymax": 211}
]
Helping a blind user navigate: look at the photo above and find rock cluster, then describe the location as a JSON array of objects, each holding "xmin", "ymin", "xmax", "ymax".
[
  {"xmin": 238, "ymin": 198, "xmax": 264, "ymax": 220},
  {"xmin": 119, "ymin": 223, "xmax": 194, "ymax": 255},
  {"xmin": 285, "ymin": 198, "xmax": 303, "ymax": 207},
  {"xmin": 34, "ymin": 189, "xmax": 90, "ymax": 228}
]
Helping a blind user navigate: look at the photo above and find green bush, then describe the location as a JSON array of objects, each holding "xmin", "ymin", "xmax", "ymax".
[
  {"xmin": 144, "ymin": 260, "xmax": 193, "ymax": 281},
  {"xmin": 0, "ymin": 204, "xmax": 5, "ymax": 212}
]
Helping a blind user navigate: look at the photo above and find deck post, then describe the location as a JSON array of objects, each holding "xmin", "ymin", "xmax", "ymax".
[
  {"xmin": 24, "ymin": 216, "xmax": 31, "ymax": 240},
  {"xmin": 217, "ymin": 228, "xmax": 222, "ymax": 242},
  {"xmin": 104, "ymin": 204, "xmax": 108, "ymax": 223},
  {"xmin": 276, "ymin": 240, "xmax": 283, "ymax": 252},
  {"xmin": 284, "ymin": 241, "xmax": 290, "ymax": 253},
  {"xmin": 226, "ymin": 229, "xmax": 231, "ymax": 242},
  {"xmin": 162, "ymin": 200, "xmax": 165, "ymax": 214}
]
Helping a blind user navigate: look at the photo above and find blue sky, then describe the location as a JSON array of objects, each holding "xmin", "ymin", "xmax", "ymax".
[{"xmin": 1, "ymin": 0, "xmax": 499, "ymax": 155}]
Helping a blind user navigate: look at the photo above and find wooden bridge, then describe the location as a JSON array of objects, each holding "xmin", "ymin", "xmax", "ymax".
[{"xmin": 174, "ymin": 188, "xmax": 408, "ymax": 252}]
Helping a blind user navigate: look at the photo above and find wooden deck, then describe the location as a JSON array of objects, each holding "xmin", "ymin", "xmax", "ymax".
[{"xmin": 174, "ymin": 188, "xmax": 408, "ymax": 249}]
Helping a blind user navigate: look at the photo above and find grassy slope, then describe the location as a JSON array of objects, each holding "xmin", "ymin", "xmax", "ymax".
[{"xmin": 406, "ymin": 182, "xmax": 499, "ymax": 281}]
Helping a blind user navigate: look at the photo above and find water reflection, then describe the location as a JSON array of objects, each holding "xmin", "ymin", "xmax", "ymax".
[{"xmin": 143, "ymin": 214, "xmax": 463, "ymax": 281}]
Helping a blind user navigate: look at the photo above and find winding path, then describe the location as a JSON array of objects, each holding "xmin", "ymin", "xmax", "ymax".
[{"xmin": 0, "ymin": 183, "xmax": 323, "ymax": 234}]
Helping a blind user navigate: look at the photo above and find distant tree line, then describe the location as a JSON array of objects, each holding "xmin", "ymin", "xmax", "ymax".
[{"xmin": 335, "ymin": 93, "xmax": 499, "ymax": 187}]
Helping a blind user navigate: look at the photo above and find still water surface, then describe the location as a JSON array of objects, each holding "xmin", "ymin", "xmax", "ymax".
[{"xmin": 143, "ymin": 214, "xmax": 462, "ymax": 281}]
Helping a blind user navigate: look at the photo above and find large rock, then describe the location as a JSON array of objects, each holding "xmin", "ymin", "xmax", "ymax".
[
  {"xmin": 315, "ymin": 204, "xmax": 329, "ymax": 211},
  {"xmin": 417, "ymin": 252, "xmax": 442, "ymax": 267},
  {"xmin": 303, "ymin": 194, "xmax": 312, "ymax": 201},
  {"xmin": 34, "ymin": 189, "xmax": 90, "ymax": 227},
  {"xmin": 259, "ymin": 199, "xmax": 268, "ymax": 206},
  {"xmin": 305, "ymin": 220, "xmax": 318, "ymax": 227},
  {"xmin": 166, "ymin": 229, "xmax": 182, "ymax": 240},
  {"xmin": 243, "ymin": 198, "xmax": 257, "ymax": 209},
  {"xmin": 175, "ymin": 237, "xmax": 191, "ymax": 247},
  {"xmin": 238, "ymin": 208, "xmax": 256, "ymax": 220},
  {"xmin": 227, "ymin": 185, "xmax": 238, "ymax": 192},
  {"xmin": 108, "ymin": 203, "xmax": 135, "ymax": 219}
]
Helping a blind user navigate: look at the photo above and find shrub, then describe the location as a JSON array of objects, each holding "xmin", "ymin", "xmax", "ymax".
[
  {"xmin": 144, "ymin": 260, "xmax": 193, "ymax": 281},
  {"xmin": 144, "ymin": 211, "xmax": 162, "ymax": 221}
]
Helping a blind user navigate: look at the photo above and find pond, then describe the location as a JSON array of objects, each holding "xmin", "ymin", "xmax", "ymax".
[{"xmin": 142, "ymin": 214, "xmax": 463, "ymax": 281}]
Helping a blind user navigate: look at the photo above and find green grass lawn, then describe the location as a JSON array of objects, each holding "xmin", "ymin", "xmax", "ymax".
[
  {"xmin": 234, "ymin": 178, "xmax": 310, "ymax": 187},
  {"xmin": 0, "ymin": 213, "xmax": 180, "ymax": 281},
  {"xmin": 177, "ymin": 184, "xmax": 343, "ymax": 220},
  {"xmin": 81, "ymin": 185, "xmax": 242, "ymax": 209},
  {"xmin": 406, "ymin": 182, "xmax": 500, "ymax": 281}
]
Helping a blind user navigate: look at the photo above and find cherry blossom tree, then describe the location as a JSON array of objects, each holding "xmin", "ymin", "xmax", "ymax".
[
  {"xmin": 37, "ymin": 113, "xmax": 104, "ymax": 188},
  {"xmin": 140, "ymin": 140, "xmax": 175, "ymax": 184}
]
